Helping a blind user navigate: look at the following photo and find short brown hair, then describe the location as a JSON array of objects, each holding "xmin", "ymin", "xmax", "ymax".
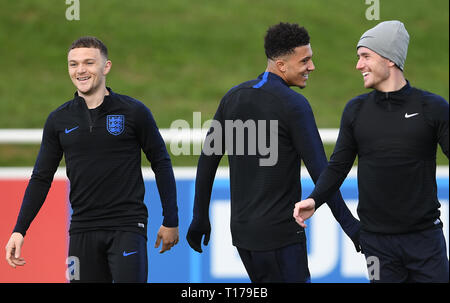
[{"xmin": 69, "ymin": 36, "xmax": 108, "ymax": 58}]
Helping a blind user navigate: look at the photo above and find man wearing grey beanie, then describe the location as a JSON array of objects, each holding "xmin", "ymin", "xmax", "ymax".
[{"xmin": 294, "ymin": 20, "xmax": 449, "ymax": 283}]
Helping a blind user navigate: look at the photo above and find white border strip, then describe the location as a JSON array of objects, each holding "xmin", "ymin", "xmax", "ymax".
[
  {"xmin": 0, "ymin": 166, "xmax": 447, "ymax": 179},
  {"xmin": 0, "ymin": 128, "xmax": 339, "ymax": 144}
]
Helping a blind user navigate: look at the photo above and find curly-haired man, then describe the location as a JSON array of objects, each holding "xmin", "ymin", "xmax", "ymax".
[{"xmin": 186, "ymin": 23, "xmax": 362, "ymax": 283}]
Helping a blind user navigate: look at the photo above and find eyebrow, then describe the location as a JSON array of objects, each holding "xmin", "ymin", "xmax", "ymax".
[
  {"xmin": 357, "ymin": 52, "xmax": 370, "ymax": 58},
  {"xmin": 68, "ymin": 58, "xmax": 97, "ymax": 63},
  {"xmin": 299, "ymin": 55, "xmax": 312, "ymax": 62}
]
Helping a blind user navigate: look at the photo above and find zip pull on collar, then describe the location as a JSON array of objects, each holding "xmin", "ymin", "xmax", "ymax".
[
  {"xmin": 76, "ymin": 96, "xmax": 94, "ymax": 133},
  {"xmin": 85, "ymin": 105, "xmax": 93, "ymax": 133},
  {"xmin": 73, "ymin": 87, "xmax": 117, "ymax": 133}
]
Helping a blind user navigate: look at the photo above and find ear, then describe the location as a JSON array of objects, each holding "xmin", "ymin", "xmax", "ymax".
[
  {"xmin": 103, "ymin": 60, "xmax": 112, "ymax": 75},
  {"xmin": 387, "ymin": 60, "xmax": 396, "ymax": 68},
  {"xmin": 275, "ymin": 59, "xmax": 287, "ymax": 73}
]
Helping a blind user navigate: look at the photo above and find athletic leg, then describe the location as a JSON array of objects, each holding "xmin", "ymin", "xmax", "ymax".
[
  {"xmin": 275, "ymin": 241, "xmax": 310, "ymax": 282},
  {"xmin": 237, "ymin": 247, "xmax": 283, "ymax": 282},
  {"xmin": 107, "ymin": 231, "xmax": 148, "ymax": 283},
  {"xmin": 403, "ymin": 228, "xmax": 449, "ymax": 283},
  {"xmin": 237, "ymin": 247, "xmax": 271, "ymax": 282},
  {"xmin": 68, "ymin": 231, "xmax": 113, "ymax": 283},
  {"xmin": 237, "ymin": 241, "xmax": 310, "ymax": 283},
  {"xmin": 359, "ymin": 231, "xmax": 408, "ymax": 283}
]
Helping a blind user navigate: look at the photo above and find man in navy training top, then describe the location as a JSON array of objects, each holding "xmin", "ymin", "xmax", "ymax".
[
  {"xmin": 187, "ymin": 22, "xmax": 361, "ymax": 283},
  {"xmin": 5, "ymin": 36, "xmax": 179, "ymax": 283},
  {"xmin": 294, "ymin": 20, "xmax": 449, "ymax": 283}
]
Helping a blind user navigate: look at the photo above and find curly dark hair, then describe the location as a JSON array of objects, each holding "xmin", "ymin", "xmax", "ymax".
[
  {"xmin": 69, "ymin": 36, "xmax": 108, "ymax": 59},
  {"xmin": 264, "ymin": 23, "xmax": 310, "ymax": 60}
]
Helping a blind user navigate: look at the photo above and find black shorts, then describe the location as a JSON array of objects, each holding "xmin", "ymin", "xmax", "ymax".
[
  {"xmin": 359, "ymin": 227, "xmax": 449, "ymax": 283},
  {"xmin": 68, "ymin": 230, "xmax": 148, "ymax": 283},
  {"xmin": 237, "ymin": 238, "xmax": 310, "ymax": 283}
]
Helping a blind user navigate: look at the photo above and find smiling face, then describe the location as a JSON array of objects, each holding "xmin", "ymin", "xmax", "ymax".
[
  {"xmin": 356, "ymin": 47, "xmax": 393, "ymax": 90},
  {"xmin": 68, "ymin": 47, "xmax": 111, "ymax": 96},
  {"xmin": 276, "ymin": 44, "xmax": 315, "ymax": 88}
]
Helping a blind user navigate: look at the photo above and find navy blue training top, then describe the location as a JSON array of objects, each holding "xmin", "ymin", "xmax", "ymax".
[
  {"xmin": 13, "ymin": 88, "xmax": 178, "ymax": 238},
  {"xmin": 192, "ymin": 72, "xmax": 360, "ymax": 251},
  {"xmin": 310, "ymin": 81, "xmax": 449, "ymax": 234}
]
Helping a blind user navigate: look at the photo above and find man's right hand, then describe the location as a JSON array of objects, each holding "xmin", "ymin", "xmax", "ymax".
[
  {"xmin": 5, "ymin": 232, "xmax": 26, "ymax": 268},
  {"xmin": 186, "ymin": 219, "xmax": 211, "ymax": 253},
  {"xmin": 293, "ymin": 198, "xmax": 316, "ymax": 228}
]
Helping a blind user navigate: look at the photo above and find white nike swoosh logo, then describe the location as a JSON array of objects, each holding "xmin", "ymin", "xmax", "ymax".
[{"xmin": 405, "ymin": 113, "xmax": 419, "ymax": 118}]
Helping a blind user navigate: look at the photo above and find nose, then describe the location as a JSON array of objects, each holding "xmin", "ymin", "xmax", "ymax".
[
  {"xmin": 356, "ymin": 57, "xmax": 364, "ymax": 70},
  {"xmin": 77, "ymin": 64, "xmax": 87, "ymax": 74},
  {"xmin": 308, "ymin": 60, "xmax": 315, "ymax": 71}
]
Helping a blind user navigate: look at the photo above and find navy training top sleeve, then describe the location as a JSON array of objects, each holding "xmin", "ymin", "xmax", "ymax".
[
  {"xmin": 191, "ymin": 99, "xmax": 226, "ymax": 226},
  {"xmin": 13, "ymin": 112, "xmax": 63, "ymax": 236},
  {"xmin": 135, "ymin": 103, "xmax": 178, "ymax": 227},
  {"xmin": 309, "ymin": 98, "xmax": 360, "ymax": 205},
  {"xmin": 423, "ymin": 94, "xmax": 449, "ymax": 158},
  {"xmin": 285, "ymin": 95, "xmax": 360, "ymax": 235}
]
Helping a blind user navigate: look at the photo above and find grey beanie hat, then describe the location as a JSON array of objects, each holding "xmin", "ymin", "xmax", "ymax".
[{"xmin": 357, "ymin": 20, "xmax": 409, "ymax": 70}]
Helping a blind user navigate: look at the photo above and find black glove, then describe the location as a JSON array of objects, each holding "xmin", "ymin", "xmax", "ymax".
[
  {"xmin": 186, "ymin": 219, "xmax": 211, "ymax": 253},
  {"xmin": 350, "ymin": 229, "xmax": 362, "ymax": 253}
]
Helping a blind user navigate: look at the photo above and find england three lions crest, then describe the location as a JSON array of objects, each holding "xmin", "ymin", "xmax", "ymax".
[{"xmin": 107, "ymin": 115, "xmax": 125, "ymax": 135}]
